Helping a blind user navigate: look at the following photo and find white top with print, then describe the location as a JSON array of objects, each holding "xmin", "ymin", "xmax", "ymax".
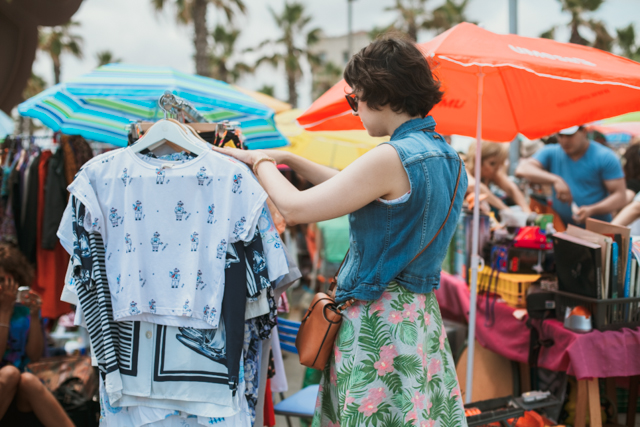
[{"xmin": 67, "ymin": 148, "xmax": 267, "ymax": 328}]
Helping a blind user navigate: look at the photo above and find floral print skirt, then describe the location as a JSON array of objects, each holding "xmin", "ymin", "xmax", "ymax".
[{"xmin": 312, "ymin": 282, "xmax": 467, "ymax": 427}]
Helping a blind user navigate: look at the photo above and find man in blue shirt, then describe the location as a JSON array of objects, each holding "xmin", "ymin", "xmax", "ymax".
[{"xmin": 516, "ymin": 126, "xmax": 626, "ymax": 226}]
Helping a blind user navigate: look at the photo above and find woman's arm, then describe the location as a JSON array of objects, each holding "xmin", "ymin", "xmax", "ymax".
[
  {"xmin": 466, "ymin": 170, "xmax": 510, "ymax": 211},
  {"xmin": 493, "ymin": 171, "xmax": 531, "ymax": 212},
  {"xmin": 612, "ymin": 201, "xmax": 640, "ymax": 226},
  {"xmin": 261, "ymin": 150, "xmax": 339, "ymax": 185},
  {"xmin": 213, "ymin": 144, "xmax": 410, "ymax": 225},
  {"xmin": 0, "ymin": 277, "xmax": 18, "ymax": 359},
  {"xmin": 23, "ymin": 293, "xmax": 43, "ymax": 363}
]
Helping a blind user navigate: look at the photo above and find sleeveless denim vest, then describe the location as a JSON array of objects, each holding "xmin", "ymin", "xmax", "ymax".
[{"xmin": 335, "ymin": 116, "xmax": 468, "ymax": 303}]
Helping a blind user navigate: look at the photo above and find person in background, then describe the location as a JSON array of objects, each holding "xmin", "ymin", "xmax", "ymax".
[
  {"xmin": 623, "ymin": 143, "xmax": 640, "ymax": 203},
  {"xmin": 0, "ymin": 244, "xmax": 74, "ymax": 427},
  {"xmin": 516, "ymin": 125, "xmax": 626, "ymax": 226},
  {"xmin": 466, "ymin": 140, "xmax": 530, "ymax": 213}
]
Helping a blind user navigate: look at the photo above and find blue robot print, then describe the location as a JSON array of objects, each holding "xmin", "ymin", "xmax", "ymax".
[
  {"xmin": 91, "ymin": 217, "xmax": 100, "ymax": 230},
  {"xmin": 182, "ymin": 299, "xmax": 192, "ymax": 316},
  {"xmin": 190, "ymin": 232, "xmax": 199, "ymax": 252},
  {"xmin": 216, "ymin": 239, "xmax": 227, "ymax": 259},
  {"xmin": 108, "ymin": 208, "xmax": 121, "ymax": 227},
  {"xmin": 150, "ymin": 231, "xmax": 163, "ymax": 252},
  {"xmin": 155, "ymin": 168, "xmax": 165, "ymax": 184},
  {"xmin": 232, "ymin": 173, "xmax": 242, "ymax": 194},
  {"xmin": 203, "ymin": 305, "xmax": 216, "ymax": 324},
  {"xmin": 121, "ymin": 168, "xmax": 129, "ymax": 186},
  {"xmin": 129, "ymin": 301, "xmax": 141, "ymax": 315},
  {"xmin": 125, "ymin": 233, "xmax": 133, "ymax": 253},
  {"xmin": 149, "ymin": 299, "xmax": 157, "ymax": 314},
  {"xmin": 207, "ymin": 204, "xmax": 215, "ymax": 224},
  {"xmin": 175, "ymin": 201, "xmax": 187, "ymax": 221},
  {"xmin": 133, "ymin": 200, "xmax": 143, "ymax": 220},
  {"xmin": 196, "ymin": 167, "xmax": 207, "ymax": 186},
  {"xmin": 170, "ymin": 268, "xmax": 180, "ymax": 288},
  {"xmin": 232, "ymin": 216, "xmax": 246, "ymax": 239},
  {"xmin": 252, "ymin": 250, "xmax": 266, "ymax": 274},
  {"xmin": 196, "ymin": 270, "xmax": 205, "ymax": 290}
]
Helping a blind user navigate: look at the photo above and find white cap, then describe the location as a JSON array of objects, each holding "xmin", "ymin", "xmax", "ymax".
[{"xmin": 558, "ymin": 125, "xmax": 580, "ymax": 135}]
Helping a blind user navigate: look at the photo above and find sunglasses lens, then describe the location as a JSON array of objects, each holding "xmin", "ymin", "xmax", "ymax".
[{"xmin": 346, "ymin": 95, "xmax": 357, "ymax": 112}]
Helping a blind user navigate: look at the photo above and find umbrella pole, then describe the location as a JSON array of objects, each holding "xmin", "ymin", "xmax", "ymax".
[{"xmin": 465, "ymin": 69, "xmax": 484, "ymax": 404}]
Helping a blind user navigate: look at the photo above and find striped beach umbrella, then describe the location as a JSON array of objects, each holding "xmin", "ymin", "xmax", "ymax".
[{"xmin": 18, "ymin": 63, "xmax": 288, "ymax": 149}]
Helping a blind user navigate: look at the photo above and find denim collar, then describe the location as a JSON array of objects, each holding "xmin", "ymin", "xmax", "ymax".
[{"xmin": 390, "ymin": 116, "xmax": 437, "ymax": 141}]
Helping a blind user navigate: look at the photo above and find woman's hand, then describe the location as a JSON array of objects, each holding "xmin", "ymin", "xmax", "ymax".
[
  {"xmin": 210, "ymin": 146, "xmax": 268, "ymax": 168},
  {"xmin": 0, "ymin": 276, "xmax": 17, "ymax": 314},
  {"xmin": 22, "ymin": 292, "xmax": 42, "ymax": 316}
]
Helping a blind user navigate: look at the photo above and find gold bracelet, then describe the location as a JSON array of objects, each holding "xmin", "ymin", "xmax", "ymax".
[{"xmin": 252, "ymin": 157, "xmax": 277, "ymax": 175}]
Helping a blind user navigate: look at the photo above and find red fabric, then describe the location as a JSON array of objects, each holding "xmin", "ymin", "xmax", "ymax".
[
  {"xmin": 297, "ymin": 23, "xmax": 640, "ymax": 141},
  {"xmin": 436, "ymin": 272, "xmax": 640, "ymax": 380},
  {"xmin": 263, "ymin": 377, "xmax": 276, "ymax": 427},
  {"xmin": 34, "ymin": 150, "xmax": 70, "ymax": 319}
]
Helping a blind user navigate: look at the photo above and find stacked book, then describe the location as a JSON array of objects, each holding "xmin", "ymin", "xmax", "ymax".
[{"xmin": 552, "ymin": 219, "xmax": 639, "ymax": 300}]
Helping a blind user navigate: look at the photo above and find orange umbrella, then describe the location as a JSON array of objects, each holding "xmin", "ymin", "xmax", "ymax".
[
  {"xmin": 298, "ymin": 22, "xmax": 640, "ymax": 404},
  {"xmin": 297, "ymin": 22, "xmax": 640, "ymax": 141}
]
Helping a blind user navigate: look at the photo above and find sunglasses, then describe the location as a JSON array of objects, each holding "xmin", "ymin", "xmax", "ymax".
[{"xmin": 345, "ymin": 93, "xmax": 359, "ymax": 112}]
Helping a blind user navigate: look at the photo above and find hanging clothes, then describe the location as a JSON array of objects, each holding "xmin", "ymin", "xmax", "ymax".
[
  {"xmin": 66, "ymin": 148, "xmax": 268, "ymax": 328},
  {"xmin": 42, "ymin": 147, "xmax": 68, "ymax": 249},
  {"xmin": 33, "ymin": 149, "xmax": 70, "ymax": 319}
]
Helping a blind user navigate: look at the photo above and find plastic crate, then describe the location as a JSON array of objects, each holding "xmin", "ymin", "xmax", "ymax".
[
  {"xmin": 552, "ymin": 290, "xmax": 640, "ymax": 332},
  {"xmin": 464, "ymin": 396, "xmax": 524, "ymax": 427},
  {"xmin": 473, "ymin": 266, "xmax": 540, "ymax": 308}
]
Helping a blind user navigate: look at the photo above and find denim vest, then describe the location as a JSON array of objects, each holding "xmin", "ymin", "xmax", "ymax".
[{"xmin": 335, "ymin": 116, "xmax": 468, "ymax": 303}]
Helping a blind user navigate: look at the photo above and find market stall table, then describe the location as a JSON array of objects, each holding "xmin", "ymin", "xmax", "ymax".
[{"xmin": 436, "ymin": 272, "xmax": 640, "ymax": 427}]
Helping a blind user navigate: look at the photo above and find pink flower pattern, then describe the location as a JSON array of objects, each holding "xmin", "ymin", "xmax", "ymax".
[
  {"xmin": 374, "ymin": 358, "xmax": 394, "ymax": 376},
  {"xmin": 388, "ymin": 310, "xmax": 403, "ymax": 324},
  {"xmin": 402, "ymin": 303, "xmax": 418, "ymax": 322},
  {"xmin": 411, "ymin": 392, "xmax": 425, "ymax": 410},
  {"xmin": 424, "ymin": 312, "xmax": 431, "ymax": 326},
  {"xmin": 427, "ymin": 359, "xmax": 442, "ymax": 381},
  {"xmin": 417, "ymin": 294, "xmax": 426, "ymax": 309},
  {"xmin": 358, "ymin": 388, "xmax": 386, "ymax": 417},
  {"xmin": 370, "ymin": 299, "xmax": 385, "ymax": 315},
  {"xmin": 313, "ymin": 284, "xmax": 465, "ymax": 426},
  {"xmin": 439, "ymin": 325, "xmax": 447, "ymax": 350}
]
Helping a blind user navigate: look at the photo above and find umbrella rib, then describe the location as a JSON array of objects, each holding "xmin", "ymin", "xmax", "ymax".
[{"xmin": 439, "ymin": 56, "xmax": 640, "ymax": 91}]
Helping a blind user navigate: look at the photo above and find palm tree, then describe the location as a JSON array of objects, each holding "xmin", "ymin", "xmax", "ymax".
[
  {"xmin": 20, "ymin": 73, "xmax": 47, "ymax": 135},
  {"xmin": 151, "ymin": 0, "xmax": 246, "ymax": 76},
  {"xmin": 96, "ymin": 50, "xmax": 122, "ymax": 67},
  {"xmin": 540, "ymin": 0, "xmax": 612, "ymax": 51},
  {"xmin": 616, "ymin": 24, "xmax": 640, "ymax": 61},
  {"xmin": 427, "ymin": 0, "xmax": 473, "ymax": 34},
  {"xmin": 209, "ymin": 25, "xmax": 252, "ymax": 83},
  {"xmin": 255, "ymin": 2, "xmax": 321, "ymax": 107},
  {"xmin": 39, "ymin": 21, "xmax": 83, "ymax": 84},
  {"xmin": 257, "ymin": 85, "xmax": 275, "ymax": 97},
  {"xmin": 312, "ymin": 61, "xmax": 343, "ymax": 101},
  {"xmin": 385, "ymin": 0, "xmax": 432, "ymax": 41}
]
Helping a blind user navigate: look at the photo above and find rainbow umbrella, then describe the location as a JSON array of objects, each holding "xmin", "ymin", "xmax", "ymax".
[{"xmin": 18, "ymin": 64, "xmax": 288, "ymax": 149}]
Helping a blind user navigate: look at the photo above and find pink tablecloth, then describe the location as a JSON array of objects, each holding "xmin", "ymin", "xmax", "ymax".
[{"xmin": 435, "ymin": 272, "xmax": 640, "ymax": 380}]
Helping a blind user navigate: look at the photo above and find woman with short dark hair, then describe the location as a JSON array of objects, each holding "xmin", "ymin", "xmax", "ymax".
[{"xmin": 215, "ymin": 34, "xmax": 468, "ymax": 426}]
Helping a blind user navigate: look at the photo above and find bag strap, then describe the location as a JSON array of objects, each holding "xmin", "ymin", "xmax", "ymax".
[{"xmin": 329, "ymin": 155, "xmax": 463, "ymax": 294}]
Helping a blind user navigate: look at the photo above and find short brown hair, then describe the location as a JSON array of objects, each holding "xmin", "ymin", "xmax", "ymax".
[
  {"xmin": 0, "ymin": 243, "xmax": 34, "ymax": 288},
  {"xmin": 343, "ymin": 33, "xmax": 443, "ymax": 117}
]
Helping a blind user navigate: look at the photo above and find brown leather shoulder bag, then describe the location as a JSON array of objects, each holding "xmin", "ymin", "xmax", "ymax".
[{"xmin": 295, "ymin": 156, "xmax": 463, "ymax": 370}]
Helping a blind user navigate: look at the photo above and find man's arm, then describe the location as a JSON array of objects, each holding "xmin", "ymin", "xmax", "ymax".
[
  {"xmin": 515, "ymin": 158, "xmax": 572, "ymax": 204},
  {"xmin": 613, "ymin": 201, "xmax": 640, "ymax": 226},
  {"xmin": 575, "ymin": 178, "xmax": 627, "ymax": 223}
]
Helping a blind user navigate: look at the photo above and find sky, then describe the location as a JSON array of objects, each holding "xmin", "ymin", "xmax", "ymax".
[{"xmin": 32, "ymin": 0, "xmax": 640, "ymax": 109}]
